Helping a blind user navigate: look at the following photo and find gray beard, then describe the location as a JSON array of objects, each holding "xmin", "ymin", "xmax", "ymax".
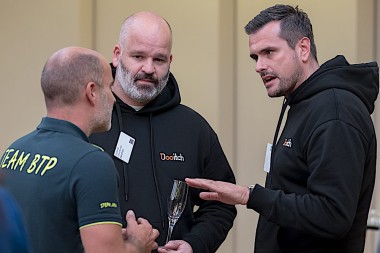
[{"xmin": 116, "ymin": 62, "xmax": 169, "ymax": 103}]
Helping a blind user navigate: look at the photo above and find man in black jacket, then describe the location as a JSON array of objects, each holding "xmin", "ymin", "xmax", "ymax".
[
  {"xmin": 186, "ymin": 4, "xmax": 379, "ymax": 253},
  {"xmin": 90, "ymin": 12, "xmax": 236, "ymax": 253}
]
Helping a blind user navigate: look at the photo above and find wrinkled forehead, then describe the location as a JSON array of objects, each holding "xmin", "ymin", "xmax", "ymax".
[{"xmin": 123, "ymin": 31, "xmax": 172, "ymax": 58}]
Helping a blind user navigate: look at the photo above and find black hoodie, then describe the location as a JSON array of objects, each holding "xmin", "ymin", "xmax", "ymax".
[
  {"xmin": 248, "ymin": 55, "xmax": 379, "ymax": 253},
  {"xmin": 90, "ymin": 67, "xmax": 237, "ymax": 253}
]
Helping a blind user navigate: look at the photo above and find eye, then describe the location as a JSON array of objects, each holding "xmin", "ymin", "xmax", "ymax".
[
  {"xmin": 154, "ymin": 58, "xmax": 167, "ymax": 64},
  {"xmin": 250, "ymin": 54, "xmax": 258, "ymax": 62},
  {"xmin": 264, "ymin": 49, "xmax": 272, "ymax": 55}
]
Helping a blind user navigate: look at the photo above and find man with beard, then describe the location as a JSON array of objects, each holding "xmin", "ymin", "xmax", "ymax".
[
  {"xmin": 186, "ymin": 4, "xmax": 379, "ymax": 253},
  {"xmin": 89, "ymin": 12, "xmax": 236, "ymax": 253}
]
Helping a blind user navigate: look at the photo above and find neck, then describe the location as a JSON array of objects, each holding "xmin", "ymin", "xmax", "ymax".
[
  {"xmin": 305, "ymin": 60, "xmax": 320, "ymax": 80},
  {"xmin": 293, "ymin": 60, "xmax": 320, "ymax": 93},
  {"xmin": 47, "ymin": 107, "xmax": 91, "ymax": 137}
]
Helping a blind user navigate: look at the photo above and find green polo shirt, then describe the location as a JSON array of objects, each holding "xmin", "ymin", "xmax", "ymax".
[{"xmin": 1, "ymin": 117, "xmax": 122, "ymax": 253}]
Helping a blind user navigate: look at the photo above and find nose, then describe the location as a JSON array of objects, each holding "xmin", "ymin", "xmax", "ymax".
[
  {"xmin": 141, "ymin": 59, "xmax": 155, "ymax": 74},
  {"xmin": 255, "ymin": 57, "xmax": 267, "ymax": 73}
]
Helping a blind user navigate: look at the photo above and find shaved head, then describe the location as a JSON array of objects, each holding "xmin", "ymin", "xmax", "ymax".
[
  {"xmin": 118, "ymin": 11, "xmax": 172, "ymax": 52},
  {"xmin": 41, "ymin": 47, "xmax": 109, "ymax": 109}
]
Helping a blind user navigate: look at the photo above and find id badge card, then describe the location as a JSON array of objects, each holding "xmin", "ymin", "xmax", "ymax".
[
  {"xmin": 264, "ymin": 143, "xmax": 272, "ymax": 173},
  {"xmin": 114, "ymin": 132, "xmax": 135, "ymax": 163}
]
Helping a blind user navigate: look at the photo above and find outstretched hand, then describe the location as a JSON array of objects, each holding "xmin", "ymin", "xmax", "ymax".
[{"xmin": 185, "ymin": 178, "xmax": 250, "ymax": 205}]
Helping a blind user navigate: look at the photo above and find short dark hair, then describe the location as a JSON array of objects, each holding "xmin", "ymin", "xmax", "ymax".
[{"xmin": 244, "ymin": 4, "xmax": 317, "ymax": 62}]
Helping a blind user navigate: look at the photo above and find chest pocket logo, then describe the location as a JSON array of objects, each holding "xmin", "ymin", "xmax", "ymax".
[{"xmin": 282, "ymin": 138, "xmax": 292, "ymax": 148}]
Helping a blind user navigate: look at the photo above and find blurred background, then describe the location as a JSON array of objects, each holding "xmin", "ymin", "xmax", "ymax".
[{"xmin": 1, "ymin": 0, "xmax": 379, "ymax": 252}]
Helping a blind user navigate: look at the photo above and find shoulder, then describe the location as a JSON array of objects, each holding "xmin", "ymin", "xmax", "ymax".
[
  {"xmin": 76, "ymin": 148, "xmax": 115, "ymax": 171},
  {"xmin": 172, "ymin": 104, "xmax": 214, "ymax": 126},
  {"xmin": 297, "ymin": 88, "xmax": 368, "ymax": 117},
  {"xmin": 166, "ymin": 105, "xmax": 220, "ymax": 139}
]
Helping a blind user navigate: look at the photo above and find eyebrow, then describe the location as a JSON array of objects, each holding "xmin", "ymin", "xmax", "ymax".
[
  {"xmin": 153, "ymin": 53, "xmax": 170, "ymax": 60},
  {"xmin": 130, "ymin": 50, "xmax": 169, "ymax": 59},
  {"xmin": 250, "ymin": 46, "xmax": 276, "ymax": 61}
]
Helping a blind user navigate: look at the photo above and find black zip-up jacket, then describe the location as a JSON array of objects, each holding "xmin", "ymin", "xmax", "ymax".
[
  {"xmin": 90, "ymin": 67, "xmax": 237, "ymax": 253},
  {"xmin": 248, "ymin": 55, "xmax": 379, "ymax": 253}
]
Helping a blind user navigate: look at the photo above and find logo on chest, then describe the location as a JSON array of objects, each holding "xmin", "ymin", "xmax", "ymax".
[
  {"xmin": 160, "ymin": 152, "xmax": 185, "ymax": 162},
  {"xmin": 282, "ymin": 138, "xmax": 292, "ymax": 148}
]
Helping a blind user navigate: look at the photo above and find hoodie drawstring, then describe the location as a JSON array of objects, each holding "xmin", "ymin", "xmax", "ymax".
[
  {"xmin": 272, "ymin": 97, "xmax": 289, "ymax": 147},
  {"xmin": 149, "ymin": 113, "xmax": 166, "ymax": 229},
  {"xmin": 115, "ymin": 103, "xmax": 129, "ymax": 201},
  {"xmin": 269, "ymin": 97, "xmax": 289, "ymax": 187},
  {"xmin": 115, "ymin": 103, "xmax": 166, "ymax": 229}
]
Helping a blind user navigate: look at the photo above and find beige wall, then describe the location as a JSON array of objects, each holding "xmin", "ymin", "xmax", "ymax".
[
  {"xmin": 0, "ymin": 0, "xmax": 94, "ymax": 151},
  {"xmin": 371, "ymin": 0, "xmax": 380, "ymax": 252},
  {"xmin": 1, "ymin": 0, "xmax": 378, "ymax": 252}
]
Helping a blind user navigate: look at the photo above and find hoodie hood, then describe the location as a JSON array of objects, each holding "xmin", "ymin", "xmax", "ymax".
[
  {"xmin": 288, "ymin": 55, "xmax": 379, "ymax": 114},
  {"xmin": 111, "ymin": 63, "xmax": 181, "ymax": 114}
]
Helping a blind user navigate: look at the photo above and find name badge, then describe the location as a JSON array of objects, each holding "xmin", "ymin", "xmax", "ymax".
[
  {"xmin": 114, "ymin": 132, "xmax": 135, "ymax": 163},
  {"xmin": 264, "ymin": 143, "xmax": 272, "ymax": 173}
]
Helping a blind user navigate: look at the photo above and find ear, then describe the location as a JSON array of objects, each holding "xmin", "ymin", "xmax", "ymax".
[
  {"xmin": 169, "ymin": 54, "xmax": 173, "ymax": 64},
  {"xmin": 112, "ymin": 44, "xmax": 121, "ymax": 68},
  {"xmin": 298, "ymin": 37, "xmax": 311, "ymax": 63},
  {"xmin": 85, "ymin": 82, "xmax": 97, "ymax": 106}
]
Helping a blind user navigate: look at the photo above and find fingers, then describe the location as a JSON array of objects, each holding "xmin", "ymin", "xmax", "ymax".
[
  {"xmin": 163, "ymin": 240, "xmax": 180, "ymax": 249},
  {"xmin": 158, "ymin": 240, "xmax": 192, "ymax": 252},
  {"xmin": 121, "ymin": 228, "xmax": 127, "ymax": 240},
  {"xmin": 151, "ymin": 241, "xmax": 159, "ymax": 250},
  {"xmin": 157, "ymin": 241, "xmax": 179, "ymax": 252},
  {"xmin": 126, "ymin": 210, "xmax": 154, "ymax": 228},
  {"xmin": 125, "ymin": 210, "xmax": 136, "ymax": 223},
  {"xmin": 152, "ymin": 228, "xmax": 160, "ymax": 241},
  {"xmin": 145, "ymin": 226, "xmax": 159, "ymax": 251},
  {"xmin": 157, "ymin": 247, "xmax": 168, "ymax": 253},
  {"xmin": 137, "ymin": 216, "xmax": 150, "ymax": 225},
  {"xmin": 137, "ymin": 217, "xmax": 159, "ymax": 243},
  {"xmin": 199, "ymin": 191, "xmax": 219, "ymax": 201},
  {"xmin": 185, "ymin": 178, "xmax": 211, "ymax": 189},
  {"xmin": 124, "ymin": 210, "xmax": 160, "ymax": 252}
]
